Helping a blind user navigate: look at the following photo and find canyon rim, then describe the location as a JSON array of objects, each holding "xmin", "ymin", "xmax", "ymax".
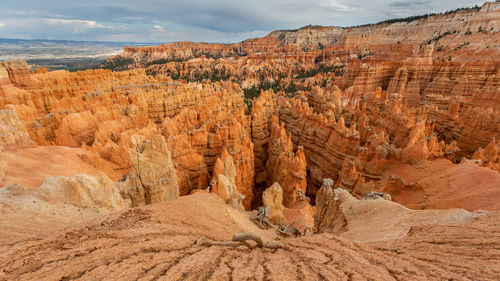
[{"xmin": 1, "ymin": 1, "xmax": 500, "ymax": 280}]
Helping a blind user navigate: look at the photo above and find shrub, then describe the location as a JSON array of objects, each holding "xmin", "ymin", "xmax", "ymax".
[{"xmin": 98, "ymin": 57, "xmax": 134, "ymax": 71}]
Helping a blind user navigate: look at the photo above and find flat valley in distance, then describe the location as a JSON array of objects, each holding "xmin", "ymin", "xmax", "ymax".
[
  {"xmin": 1, "ymin": 2, "xmax": 499, "ymax": 280},
  {"xmin": 0, "ymin": 38, "xmax": 153, "ymax": 71}
]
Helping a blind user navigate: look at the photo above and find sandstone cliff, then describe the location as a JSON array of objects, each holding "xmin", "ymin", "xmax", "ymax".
[
  {"xmin": 0, "ymin": 5, "xmax": 499, "ymax": 278},
  {"xmin": 0, "ymin": 2, "xmax": 499, "ymax": 232},
  {"xmin": 211, "ymin": 148, "xmax": 245, "ymax": 210},
  {"xmin": 262, "ymin": 182, "xmax": 286, "ymax": 225},
  {"xmin": 266, "ymin": 115, "xmax": 307, "ymax": 207},
  {"xmin": 0, "ymin": 110, "xmax": 33, "ymax": 150},
  {"xmin": 314, "ymin": 180, "xmax": 481, "ymax": 242},
  {"xmin": 1, "ymin": 67, "xmax": 254, "ymax": 205},
  {"xmin": 102, "ymin": 2, "xmax": 500, "ymax": 164},
  {"xmin": 472, "ymin": 137, "xmax": 499, "ymax": 172},
  {"xmin": 121, "ymin": 134, "xmax": 179, "ymax": 206}
]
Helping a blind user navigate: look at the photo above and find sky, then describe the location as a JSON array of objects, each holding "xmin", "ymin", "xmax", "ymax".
[{"xmin": 0, "ymin": 0, "xmax": 488, "ymax": 43}]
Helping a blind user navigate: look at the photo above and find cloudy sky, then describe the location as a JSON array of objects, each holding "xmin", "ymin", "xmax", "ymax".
[{"xmin": 0, "ymin": 0, "xmax": 487, "ymax": 43}]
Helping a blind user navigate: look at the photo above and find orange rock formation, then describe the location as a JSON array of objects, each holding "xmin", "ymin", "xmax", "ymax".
[
  {"xmin": 211, "ymin": 148, "xmax": 246, "ymax": 210},
  {"xmin": 0, "ymin": 110, "xmax": 33, "ymax": 150},
  {"xmin": 120, "ymin": 134, "xmax": 179, "ymax": 206},
  {"xmin": 1, "ymin": 66, "xmax": 255, "ymax": 207},
  {"xmin": 266, "ymin": 116, "xmax": 307, "ymax": 207},
  {"xmin": 1, "ymin": 3, "xmax": 500, "ymax": 279},
  {"xmin": 262, "ymin": 182, "xmax": 287, "ymax": 225},
  {"xmin": 108, "ymin": 2, "xmax": 500, "ymax": 165}
]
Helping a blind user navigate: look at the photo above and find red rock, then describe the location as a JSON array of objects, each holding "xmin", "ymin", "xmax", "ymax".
[
  {"xmin": 262, "ymin": 182, "xmax": 286, "ymax": 225},
  {"xmin": 472, "ymin": 137, "xmax": 499, "ymax": 172},
  {"xmin": 266, "ymin": 115, "xmax": 307, "ymax": 207},
  {"xmin": 121, "ymin": 134, "xmax": 179, "ymax": 206},
  {"xmin": 0, "ymin": 110, "xmax": 33, "ymax": 151},
  {"xmin": 211, "ymin": 148, "xmax": 245, "ymax": 210}
]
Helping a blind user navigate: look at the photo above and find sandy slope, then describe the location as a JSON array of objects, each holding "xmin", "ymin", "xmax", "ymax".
[
  {"xmin": 383, "ymin": 159, "xmax": 500, "ymax": 211},
  {"xmin": 0, "ymin": 146, "xmax": 122, "ymax": 188},
  {"xmin": 0, "ymin": 184, "xmax": 112, "ymax": 245},
  {"xmin": 1, "ymin": 193, "xmax": 499, "ymax": 280}
]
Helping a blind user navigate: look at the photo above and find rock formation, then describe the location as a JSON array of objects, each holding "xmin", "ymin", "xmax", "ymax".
[
  {"xmin": 314, "ymin": 180, "xmax": 482, "ymax": 242},
  {"xmin": 0, "ymin": 110, "xmax": 33, "ymax": 150},
  {"xmin": 472, "ymin": 137, "xmax": 500, "ymax": 172},
  {"xmin": 314, "ymin": 178, "xmax": 342, "ymax": 233},
  {"xmin": 265, "ymin": 116, "xmax": 307, "ymax": 207},
  {"xmin": 121, "ymin": 134, "xmax": 179, "ymax": 206},
  {"xmin": 251, "ymin": 90, "xmax": 276, "ymax": 185},
  {"xmin": 0, "ymin": 173, "xmax": 130, "ymax": 214},
  {"xmin": 0, "ymin": 174, "xmax": 125, "ymax": 244},
  {"xmin": 0, "ymin": 60, "xmax": 34, "ymax": 88},
  {"xmin": 0, "ymin": 3, "xmax": 500, "ymax": 279},
  {"xmin": 262, "ymin": 182, "xmax": 286, "ymax": 225},
  {"xmin": 249, "ymin": 88, "xmax": 457, "ymax": 196},
  {"xmin": 0, "ymin": 66, "xmax": 254, "ymax": 205},
  {"xmin": 37, "ymin": 172, "xmax": 128, "ymax": 211},
  {"xmin": 100, "ymin": 2, "xmax": 500, "ymax": 166},
  {"xmin": 211, "ymin": 148, "xmax": 245, "ymax": 210}
]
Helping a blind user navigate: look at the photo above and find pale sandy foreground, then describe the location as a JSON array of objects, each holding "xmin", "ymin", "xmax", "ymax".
[{"xmin": 1, "ymin": 194, "xmax": 499, "ymax": 281}]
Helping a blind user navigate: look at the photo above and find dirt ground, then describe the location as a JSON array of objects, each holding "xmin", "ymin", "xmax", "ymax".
[
  {"xmin": 1, "ymin": 146, "xmax": 123, "ymax": 188},
  {"xmin": 1, "ymin": 193, "xmax": 498, "ymax": 280}
]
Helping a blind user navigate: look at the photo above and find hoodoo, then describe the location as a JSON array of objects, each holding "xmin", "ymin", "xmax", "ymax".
[{"xmin": 1, "ymin": 1, "xmax": 500, "ymax": 280}]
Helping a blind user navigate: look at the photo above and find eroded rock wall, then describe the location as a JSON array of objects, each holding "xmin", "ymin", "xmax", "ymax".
[
  {"xmin": 121, "ymin": 134, "xmax": 179, "ymax": 206},
  {"xmin": 0, "ymin": 110, "xmax": 33, "ymax": 150},
  {"xmin": 1, "ymin": 68, "xmax": 254, "ymax": 201},
  {"xmin": 266, "ymin": 116, "xmax": 307, "ymax": 207}
]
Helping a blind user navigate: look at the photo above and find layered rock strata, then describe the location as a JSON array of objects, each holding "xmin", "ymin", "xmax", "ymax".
[
  {"xmin": 266, "ymin": 116, "xmax": 307, "ymax": 207},
  {"xmin": 0, "ymin": 110, "xmax": 33, "ymax": 150},
  {"xmin": 0, "ymin": 67, "xmax": 255, "ymax": 207},
  {"xmin": 0, "ymin": 2, "xmax": 499, "ymax": 225},
  {"xmin": 106, "ymin": 2, "xmax": 500, "ymax": 161},
  {"xmin": 472, "ymin": 137, "xmax": 500, "ymax": 172},
  {"xmin": 251, "ymin": 87, "xmax": 458, "ymax": 196}
]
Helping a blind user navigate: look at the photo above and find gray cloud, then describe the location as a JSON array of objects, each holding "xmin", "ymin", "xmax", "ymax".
[
  {"xmin": 390, "ymin": 2, "xmax": 412, "ymax": 7},
  {"xmin": 0, "ymin": 0, "xmax": 487, "ymax": 43},
  {"xmin": 390, "ymin": 1, "xmax": 431, "ymax": 7}
]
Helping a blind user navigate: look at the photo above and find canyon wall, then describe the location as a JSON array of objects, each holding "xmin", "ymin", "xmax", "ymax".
[
  {"xmin": 1, "ymin": 4, "xmax": 500, "ymax": 279},
  {"xmin": 0, "ymin": 66, "xmax": 255, "ymax": 208},
  {"xmin": 1, "ymin": 2, "xmax": 499, "ymax": 213},
  {"xmin": 250, "ymin": 87, "xmax": 459, "ymax": 198},
  {"xmin": 106, "ymin": 2, "xmax": 500, "ymax": 162}
]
